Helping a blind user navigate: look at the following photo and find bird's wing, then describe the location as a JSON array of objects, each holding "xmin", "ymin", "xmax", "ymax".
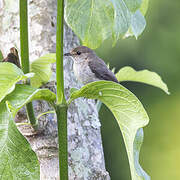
[{"xmin": 88, "ymin": 57, "xmax": 118, "ymax": 83}]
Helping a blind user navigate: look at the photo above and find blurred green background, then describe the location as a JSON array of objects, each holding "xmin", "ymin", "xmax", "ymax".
[{"xmin": 96, "ymin": 0, "xmax": 180, "ymax": 179}]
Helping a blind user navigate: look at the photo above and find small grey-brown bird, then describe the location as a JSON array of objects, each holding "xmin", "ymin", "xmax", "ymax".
[
  {"xmin": 64, "ymin": 46, "xmax": 118, "ymax": 84},
  {"xmin": 2, "ymin": 47, "xmax": 21, "ymax": 68}
]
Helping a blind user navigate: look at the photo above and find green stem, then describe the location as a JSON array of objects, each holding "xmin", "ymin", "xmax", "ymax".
[
  {"xmin": 56, "ymin": 0, "xmax": 68, "ymax": 179},
  {"xmin": 37, "ymin": 110, "xmax": 55, "ymax": 120},
  {"xmin": 55, "ymin": 104, "xmax": 68, "ymax": 180},
  {"xmin": 20, "ymin": 0, "xmax": 29, "ymax": 74},
  {"xmin": 20, "ymin": 0, "xmax": 37, "ymax": 129},
  {"xmin": 56, "ymin": 0, "xmax": 65, "ymax": 104},
  {"xmin": 16, "ymin": 122, "xmax": 31, "ymax": 126},
  {"xmin": 26, "ymin": 103, "xmax": 38, "ymax": 129}
]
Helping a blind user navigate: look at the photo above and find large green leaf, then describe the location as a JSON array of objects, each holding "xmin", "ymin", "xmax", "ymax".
[
  {"xmin": 65, "ymin": 0, "xmax": 114, "ymax": 48},
  {"xmin": 68, "ymin": 81, "xmax": 150, "ymax": 180},
  {"xmin": 0, "ymin": 62, "xmax": 34, "ymax": 102},
  {"xmin": 65, "ymin": 0, "xmax": 148, "ymax": 49},
  {"xmin": 116, "ymin": 66, "xmax": 170, "ymax": 94},
  {"xmin": 0, "ymin": 85, "xmax": 56, "ymax": 179},
  {"xmin": 0, "ymin": 107, "xmax": 39, "ymax": 180},
  {"xmin": 30, "ymin": 53, "xmax": 56, "ymax": 88}
]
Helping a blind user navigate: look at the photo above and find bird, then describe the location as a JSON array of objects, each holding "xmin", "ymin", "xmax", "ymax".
[
  {"xmin": 64, "ymin": 46, "xmax": 118, "ymax": 85},
  {"xmin": 2, "ymin": 47, "xmax": 21, "ymax": 68}
]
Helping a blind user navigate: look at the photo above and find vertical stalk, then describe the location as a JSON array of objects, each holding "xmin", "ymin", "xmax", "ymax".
[
  {"xmin": 20, "ymin": 0, "xmax": 37, "ymax": 129},
  {"xmin": 19, "ymin": 0, "xmax": 29, "ymax": 74},
  {"xmin": 56, "ymin": 0, "xmax": 68, "ymax": 179},
  {"xmin": 55, "ymin": 104, "xmax": 68, "ymax": 180},
  {"xmin": 56, "ymin": 0, "xmax": 65, "ymax": 104}
]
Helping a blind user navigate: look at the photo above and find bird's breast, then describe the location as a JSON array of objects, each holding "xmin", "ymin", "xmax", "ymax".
[{"xmin": 73, "ymin": 61, "xmax": 99, "ymax": 84}]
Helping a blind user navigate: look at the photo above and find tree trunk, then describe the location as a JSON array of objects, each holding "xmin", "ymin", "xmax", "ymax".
[{"xmin": 0, "ymin": 0, "xmax": 110, "ymax": 179}]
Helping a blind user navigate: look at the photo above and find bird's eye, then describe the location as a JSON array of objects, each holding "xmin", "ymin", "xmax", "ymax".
[{"xmin": 77, "ymin": 51, "xmax": 81, "ymax": 55}]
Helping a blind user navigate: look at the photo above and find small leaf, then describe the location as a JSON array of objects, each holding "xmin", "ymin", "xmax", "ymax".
[
  {"xmin": 0, "ymin": 62, "xmax": 32, "ymax": 102},
  {"xmin": 30, "ymin": 53, "xmax": 56, "ymax": 88},
  {"xmin": 0, "ymin": 85, "xmax": 56, "ymax": 179},
  {"xmin": 116, "ymin": 66, "xmax": 170, "ymax": 94},
  {"xmin": 69, "ymin": 81, "xmax": 150, "ymax": 180}
]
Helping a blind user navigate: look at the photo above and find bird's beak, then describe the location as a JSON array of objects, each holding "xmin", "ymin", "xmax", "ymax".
[{"xmin": 64, "ymin": 52, "xmax": 71, "ymax": 56}]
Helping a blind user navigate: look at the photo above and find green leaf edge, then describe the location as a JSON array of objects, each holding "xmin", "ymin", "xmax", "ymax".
[
  {"xmin": 116, "ymin": 66, "xmax": 170, "ymax": 95},
  {"xmin": 0, "ymin": 63, "xmax": 33, "ymax": 102}
]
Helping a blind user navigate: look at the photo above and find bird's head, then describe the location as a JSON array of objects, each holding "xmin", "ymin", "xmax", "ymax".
[{"xmin": 64, "ymin": 46, "xmax": 95, "ymax": 63}]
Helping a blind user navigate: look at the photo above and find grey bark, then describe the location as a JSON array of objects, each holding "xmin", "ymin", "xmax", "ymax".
[{"xmin": 0, "ymin": 0, "xmax": 110, "ymax": 179}]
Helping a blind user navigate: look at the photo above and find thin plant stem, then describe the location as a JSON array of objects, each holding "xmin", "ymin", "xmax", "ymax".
[
  {"xmin": 56, "ymin": 0, "xmax": 65, "ymax": 104},
  {"xmin": 20, "ymin": 0, "xmax": 37, "ymax": 129},
  {"xmin": 16, "ymin": 122, "xmax": 31, "ymax": 126},
  {"xmin": 55, "ymin": 104, "xmax": 68, "ymax": 180},
  {"xmin": 19, "ymin": 0, "xmax": 29, "ymax": 74},
  {"xmin": 56, "ymin": 0, "xmax": 68, "ymax": 179},
  {"xmin": 37, "ymin": 111, "xmax": 55, "ymax": 120}
]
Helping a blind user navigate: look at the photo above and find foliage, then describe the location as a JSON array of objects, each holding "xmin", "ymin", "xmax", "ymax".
[
  {"xmin": 65, "ymin": 0, "xmax": 148, "ymax": 48},
  {"xmin": 30, "ymin": 54, "xmax": 56, "ymax": 88},
  {"xmin": 20, "ymin": 0, "xmax": 37, "ymax": 129},
  {"xmin": 0, "ymin": 80, "xmax": 56, "ymax": 179},
  {"xmin": 0, "ymin": 109, "xmax": 39, "ymax": 180},
  {"xmin": 0, "ymin": 59, "xmax": 168, "ymax": 180},
  {"xmin": 0, "ymin": 63, "xmax": 34, "ymax": 102},
  {"xmin": 67, "ymin": 66, "xmax": 169, "ymax": 180},
  {"xmin": 116, "ymin": 66, "xmax": 169, "ymax": 94},
  {"xmin": 0, "ymin": 0, "xmax": 170, "ymax": 180},
  {"xmin": 69, "ymin": 81, "xmax": 150, "ymax": 180}
]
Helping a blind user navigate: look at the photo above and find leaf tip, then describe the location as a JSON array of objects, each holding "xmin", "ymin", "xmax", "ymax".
[{"xmin": 166, "ymin": 90, "xmax": 170, "ymax": 95}]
